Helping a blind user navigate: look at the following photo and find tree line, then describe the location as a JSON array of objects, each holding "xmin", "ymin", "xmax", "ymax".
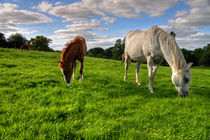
[
  {"xmin": 1, "ymin": 32, "xmax": 209, "ymax": 66},
  {"xmin": 0, "ymin": 32, "xmax": 53, "ymax": 51},
  {"xmin": 87, "ymin": 38, "xmax": 210, "ymax": 66}
]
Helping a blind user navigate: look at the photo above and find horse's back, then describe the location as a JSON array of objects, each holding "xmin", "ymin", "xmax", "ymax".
[
  {"xmin": 73, "ymin": 36, "xmax": 87, "ymax": 55},
  {"xmin": 125, "ymin": 30, "xmax": 146, "ymax": 61},
  {"xmin": 125, "ymin": 27, "xmax": 162, "ymax": 62}
]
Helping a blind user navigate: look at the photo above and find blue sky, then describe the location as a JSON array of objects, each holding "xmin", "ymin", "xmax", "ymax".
[{"xmin": 0, "ymin": 0, "xmax": 209, "ymax": 50}]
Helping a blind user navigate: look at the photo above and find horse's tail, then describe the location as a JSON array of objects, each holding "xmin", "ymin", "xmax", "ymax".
[
  {"xmin": 122, "ymin": 53, "xmax": 125, "ymax": 64},
  {"xmin": 121, "ymin": 36, "xmax": 126, "ymax": 64},
  {"xmin": 122, "ymin": 53, "xmax": 132, "ymax": 65},
  {"xmin": 122, "ymin": 36, "xmax": 126, "ymax": 45}
]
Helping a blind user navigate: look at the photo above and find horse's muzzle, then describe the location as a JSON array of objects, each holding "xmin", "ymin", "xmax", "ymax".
[{"xmin": 178, "ymin": 91, "xmax": 189, "ymax": 97}]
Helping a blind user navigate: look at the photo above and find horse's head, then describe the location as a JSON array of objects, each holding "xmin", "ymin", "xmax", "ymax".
[
  {"xmin": 171, "ymin": 63, "xmax": 192, "ymax": 97},
  {"xmin": 57, "ymin": 61, "xmax": 73, "ymax": 86}
]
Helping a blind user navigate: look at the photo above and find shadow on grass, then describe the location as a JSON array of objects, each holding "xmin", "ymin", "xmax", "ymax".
[
  {"xmin": 116, "ymin": 81, "xmax": 177, "ymax": 99},
  {"xmin": 191, "ymin": 87, "xmax": 210, "ymax": 98},
  {"xmin": 16, "ymin": 79, "xmax": 61, "ymax": 89},
  {"xmin": 1, "ymin": 64, "xmax": 17, "ymax": 68},
  {"xmin": 84, "ymin": 73, "xmax": 178, "ymax": 99}
]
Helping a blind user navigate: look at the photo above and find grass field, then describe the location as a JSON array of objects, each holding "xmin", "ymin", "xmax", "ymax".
[{"xmin": 0, "ymin": 48, "xmax": 209, "ymax": 139}]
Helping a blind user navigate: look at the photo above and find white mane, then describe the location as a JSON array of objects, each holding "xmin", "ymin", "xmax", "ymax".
[{"xmin": 151, "ymin": 25, "xmax": 187, "ymax": 70}]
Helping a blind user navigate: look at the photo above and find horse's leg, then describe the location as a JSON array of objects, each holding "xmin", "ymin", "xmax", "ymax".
[
  {"xmin": 124, "ymin": 54, "xmax": 129, "ymax": 81},
  {"xmin": 152, "ymin": 65, "xmax": 159, "ymax": 78},
  {"xmin": 150, "ymin": 64, "xmax": 159, "ymax": 91},
  {"xmin": 136, "ymin": 62, "xmax": 141, "ymax": 86},
  {"xmin": 73, "ymin": 61, "xmax": 76, "ymax": 80},
  {"xmin": 147, "ymin": 56, "xmax": 154, "ymax": 93},
  {"xmin": 79, "ymin": 59, "xmax": 84, "ymax": 81}
]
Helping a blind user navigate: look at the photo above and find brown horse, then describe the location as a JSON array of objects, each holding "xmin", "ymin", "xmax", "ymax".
[
  {"xmin": 57, "ymin": 36, "xmax": 87, "ymax": 85},
  {"xmin": 21, "ymin": 42, "xmax": 30, "ymax": 52}
]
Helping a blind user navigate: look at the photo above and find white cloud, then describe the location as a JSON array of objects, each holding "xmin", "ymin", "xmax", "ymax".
[
  {"xmin": 159, "ymin": 26, "xmax": 196, "ymax": 37},
  {"xmin": 87, "ymin": 37, "xmax": 120, "ymax": 49},
  {"xmin": 47, "ymin": 36, "xmax": 67, "ymax": 51},
  {"xmin": 51, "ymin": 19, "xmax": 119, "ymax": 50},
  {"xmin": 54, "ymin": 19, "xmax": 108, "ymax": 40},
  {"xmin": 0, "ymin": 3, "xmax": 52, "ymax": 34},
  {"xmin": 159, "ymin": 25, "xmax": 210, "ymax": 50},
  {"xmin": 101, "ymin": 16, "xmax": 116, "ymax": 24},
  {"xmin": 48, "ymin": 2, "xmax": 104, "ymax": 22},
  {"xmin": 32, "ymin": 1, "xmax": 52, "ymax": 12},
  {"xmin": 175, "ymin": 10, "xmax": 188, "ymax": 17},
  {"xmin": 34, "ymin": 0, "xmax": 178, "ymax": 21},
  {"xmin": 169, "ymin": 0, "xmax": 210, "ymax": 28},
  {"xmin": 54, "ymin": 2, "xmax": 62, "ymax": 6},
  {"xmin": 82, "ymin": 0, "xmax": 178, "ymax": 17},
  {"xmin": 49, "ymin": 35, "xmax": 119, "ymax": 51},
  {"xmin": 165, "ymin": 0, "xmax": 210, "ymax": 50}
]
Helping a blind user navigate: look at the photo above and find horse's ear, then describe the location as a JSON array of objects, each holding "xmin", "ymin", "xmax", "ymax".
[{"xmin": 185, "ymin": 62, "xmax": 193, "ymax": 71}]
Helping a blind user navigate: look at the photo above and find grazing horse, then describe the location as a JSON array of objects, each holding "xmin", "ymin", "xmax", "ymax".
[
  {"xmin": 124, "ymin": 25, "xmax": 192, "ymax": 97},
  {"xmin": 21, "ymin": 42, "xmax": 30, "ymax": 52},
  {"xmin": 57, "ymin": 36, "xmax": 87, "ymax": 86}
]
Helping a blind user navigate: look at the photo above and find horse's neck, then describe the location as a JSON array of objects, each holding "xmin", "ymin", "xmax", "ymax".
[
  {"xmin": 159, "ymin": 40, "xmax": 187, "ymax": 72},
  {"xmin": 63, "ymin": 48, "xmax": 76, "ymax": 63},
  {"xmin": 64, "ymin": 53, "xmax": 74, "ymax": 63}
]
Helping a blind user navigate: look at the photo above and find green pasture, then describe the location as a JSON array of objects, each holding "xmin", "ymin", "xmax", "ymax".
[{"xmin": 0, "ymin": 48, "xmax": 209, "ymax": 139}]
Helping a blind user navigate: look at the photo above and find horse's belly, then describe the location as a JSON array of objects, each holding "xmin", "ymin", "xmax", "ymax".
[
  {"xmin": 128, "ymin": 48, "xmax": 146, "ymax": 62},
  {"xmin": 135, "ymin": 56, "xmax": 147, "ymax": 62}
]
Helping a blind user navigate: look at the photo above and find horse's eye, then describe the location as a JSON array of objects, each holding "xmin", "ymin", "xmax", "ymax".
[{"xmin": 184, "ymin": 77, "xmax": 189, "ymax": 83}]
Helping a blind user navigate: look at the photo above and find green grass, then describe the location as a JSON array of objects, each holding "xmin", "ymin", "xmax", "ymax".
[{"xmin": 0, "ymin": 48, "xmax": 209, "ymax": 139}]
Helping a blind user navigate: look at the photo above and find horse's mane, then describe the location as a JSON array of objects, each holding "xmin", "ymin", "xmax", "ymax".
[
  {"xmin": 61, "ymin": 41, "xmax": 74, "ymax": 61},
  {"xmin": 151, "ymin": 25, "xmax": 187, "ymax": 69}
]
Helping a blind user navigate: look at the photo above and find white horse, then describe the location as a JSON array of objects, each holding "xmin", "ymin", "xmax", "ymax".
[{"xmin": 124, "ymin": 25, "xmax": 192, "ymax": 97}]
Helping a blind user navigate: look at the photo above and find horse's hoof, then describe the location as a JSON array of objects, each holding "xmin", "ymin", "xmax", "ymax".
[
  {"xmin": 80, "ymin": 75, "xmax": 84, "ymax": 81},
  {"xmin": 80, "ymin": 78, "xmax": 83, "ymax": 82},
  {"xmin": 136, "ymin": 82, "xmax": 141, "ymax": 86},
  {"xmin": 149, "ymin": 88, "xmax": 154, "ymax": 93}
]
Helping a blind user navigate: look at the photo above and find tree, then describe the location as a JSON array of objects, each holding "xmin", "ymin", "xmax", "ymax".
[
  {"xmin": 104, "ymin": 47, "xmax": 114, "ymax": 59},
  {"xmin": 181, "ymin": 48, "xmax": 194, "ymax": 63},
  {"xmin": 87, "ymin": 47, "xmax": 105, "ymax": 58},
  {"xmin": 113, "ymin": 39, "xmax": 124, "ymax": 60},
  {"xmin": 29, "ymin": 36, "xmax": 53, "ymax": 51},
  {"xmin": 7, "ymin": 33, "xmax": 27, "ymax": 49},
  {"xmin": 192, "ymin": 48, "xmax": 203, "ymax": 66},
  {"xmin": 199, "ymin": 44, "xmax": 210, "ymax": 66},
  {"xmin": 199, "ymin": 49, "xmax": 210, "ymax": 66},
  {"xmin": 0, "ymin": 32, "xmax": 7, "ymax": 48}
]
